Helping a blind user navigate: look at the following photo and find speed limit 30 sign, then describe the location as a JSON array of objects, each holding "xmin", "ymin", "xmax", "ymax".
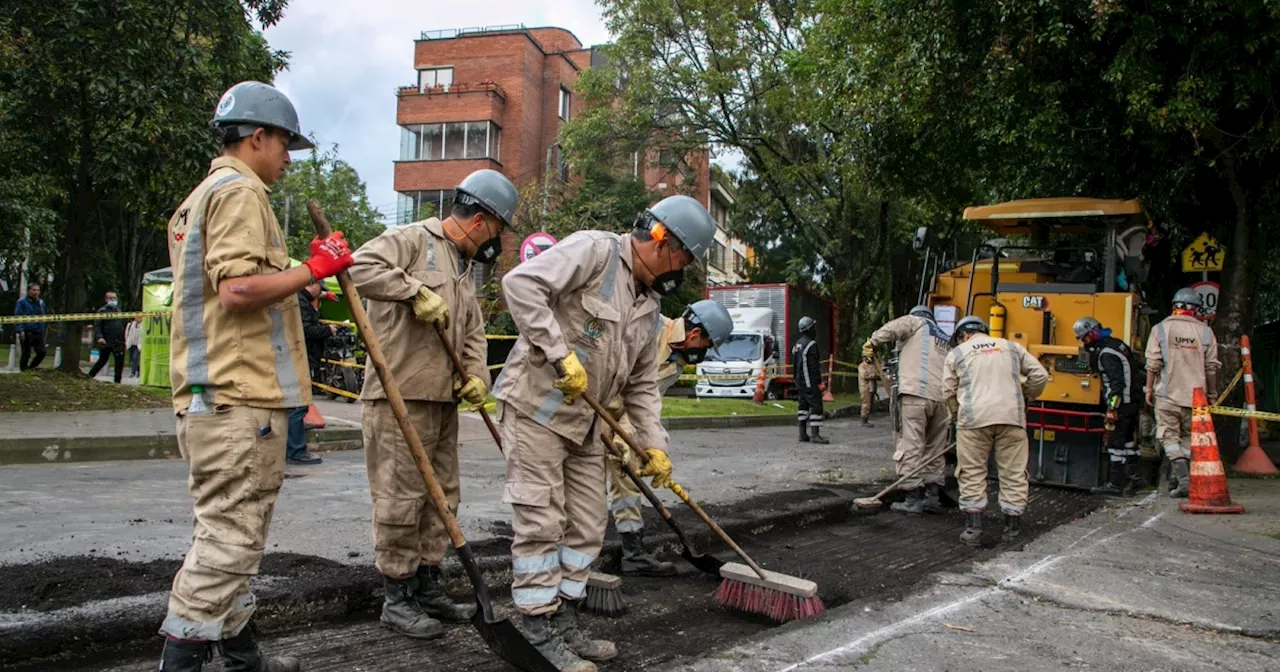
[{"xmin": 1191, "ymin": 280, "xmax": 1219, "ymax": 320}]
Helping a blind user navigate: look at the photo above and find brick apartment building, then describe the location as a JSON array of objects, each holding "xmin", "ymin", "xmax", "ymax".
[{"xmin": 393, "ymin": 23, "xmax": 750, "ymax": 283}]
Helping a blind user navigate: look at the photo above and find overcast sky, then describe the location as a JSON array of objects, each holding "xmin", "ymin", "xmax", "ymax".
[{"xmin": 262, "ymin": 1, "xmax": 612, "ymax": 223}]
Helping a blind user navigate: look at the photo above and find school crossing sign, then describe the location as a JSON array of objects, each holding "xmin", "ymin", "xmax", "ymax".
[{"xmin": 1182, "ymin": 232, "xmax": 1225, "ymax": 273}]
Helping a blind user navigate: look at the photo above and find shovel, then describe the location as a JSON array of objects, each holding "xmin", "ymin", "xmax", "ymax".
[{"xmin": 308, "ymin": 201, "xmax": 557, "ymax": 672}]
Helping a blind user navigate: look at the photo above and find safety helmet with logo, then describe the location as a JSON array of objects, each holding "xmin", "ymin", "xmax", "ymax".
[
  {"xmin": 212, "ymin": 81, "xmax": 314, "ymax": 151},
  {"xmin": 1072, "ymin": 316, "xmax": 1103, "ymax": 342},
  {"xmin": 640, "ymin": 195, "xmax": 716, "ymax": 268},
  {"xmin": 951, "ymin": 315, "xmax": 989, "ymax": 345},
  {"xmin": 909, "ymin": 305, "xmax": 935, "ymax": 322},
  {"xmin": 1171, "ymin": 287, "xmax": 1204, "ymax": 310},
  {"xmin": 683, "ymin": 300, "xmax": 734, "ymax": 352},
  {"xmin": 798, "ymin": 316, "xmax": 816, "ymax": 334},
  {"xmin": 454, "ymin": 169, "xmax": 520, "ymax": 230}
]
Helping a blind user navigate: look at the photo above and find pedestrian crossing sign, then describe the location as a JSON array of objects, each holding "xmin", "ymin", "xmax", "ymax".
[{"xmin": 1182, "ymin": 232, "xmax": 1225, "ymax": 272}]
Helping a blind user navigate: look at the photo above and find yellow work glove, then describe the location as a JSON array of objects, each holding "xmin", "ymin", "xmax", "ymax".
[
  {"xmin": 454, "ymin": 375, "xmax": 487, "ymax": 406},
  {"xmin": 553, "ymin": 351, "xmax": 588, "ymax": 403},
  {"xmin": 606, "ymin": 434, "xmax": 634, "ymax": 466},
  {"xmin": 862, "ymin": 339, "xmax": 875, "ymax": 358},
  {"xmin": 412, "ymin": 286, "xmax": 450, "ymax": 330},
  {"xmin": 639, "ymin": 449, "xmax": 673, "ymax": 488}
]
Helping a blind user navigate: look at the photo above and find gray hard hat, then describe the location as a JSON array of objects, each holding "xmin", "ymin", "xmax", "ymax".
[
  {"xmin": 212, "ymin": 81, "xmax": 314, "ymax": 151},
  {"xmin": 1172, "ymin": 287, "xmax": 1203, "ymax": 308},
  {"xmin": 954, "ymin": 315, "xmax": 989, "ymax": 338},
  {"xmin": 798, "ymin": 316, "xmax": 816, "ymax": 333},
  {"xmin": 455, "ymin": 169, "xmax": 519, "ymax": 229},
  {"xmin": 1072, "ymin": 316, "xmax": 1102, "ymax": 341},
  {"xmin": 909, "ymin": 305, "xmax": 934, "ymax": 321},
  {"xmin": 645, "ymin": 195, "xmax": 716, "ymax": 268},
  {"xmin": 684, "ymin": 300, "xmax": 734, "ymax": 351}
]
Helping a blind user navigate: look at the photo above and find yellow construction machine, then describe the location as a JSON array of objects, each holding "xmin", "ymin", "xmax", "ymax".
[{"xmin": 916, "ymin": 197, "xmax": 1157, "ymax": 489}]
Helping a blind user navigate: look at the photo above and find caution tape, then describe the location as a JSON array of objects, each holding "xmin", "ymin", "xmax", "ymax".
[
  {"xmin": 1208, "ymin": 406, "xmax": 1280, "ymax": 423},
  {"xmin": 313, "ymin": 380, "xmax": 360, "ymax": 400},
  {"xmin": 321, "ymin": 358, "xmax": 364, "ymax": 369},
  {"xmin": 0, "ymin": 311, "xmax": 167, "ymax": 325},
  {"xmin": 1215, "ymin": 368, "xmax": 1244, "ymax": 407}
]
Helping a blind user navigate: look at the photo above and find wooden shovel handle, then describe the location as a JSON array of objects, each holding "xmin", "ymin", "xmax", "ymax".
[
  {"xmin": 308, "ymin": 201, "xmax": 468, "ymax": 549},
  {"xmin": 433, "ymin": 324, "xmax": 502, "ymax": 449}
]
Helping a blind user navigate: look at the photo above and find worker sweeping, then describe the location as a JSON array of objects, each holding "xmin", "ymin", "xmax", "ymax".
[
  {"xmin": 864, "ymin": 306, "xmax": 951, "ymax": 513},
  {"xmin": 347, "ymin": 169, "xmax": 517, "ymax": 640},
  {"xmin": 1145, "ymin": 288, "xmax": 1220, "ymax": 498},
  {"xmin": 794, "ymin": 316, "xmax": 831, "ymax": 444},
  {"xmin": 1073, "ymin": 316, "xmax": 1145, "ymax": 495},
  {"xmin": 942, "ymin": 316, "xmax": 1049, "ymax": 546},
  {"xmin": 858, "ymin": 355, "xmax": 880, "ymax": 428},
  {"xmin": 157, "ymin": 81, "xmax": 353, "ymax": 671},
  {"xmin": 603, "ymin": 299, "xmax": 733, "ymax": 577},
  {"xmin": 493, "ymin": 195, "xmax": 715, "ymax": 672}
]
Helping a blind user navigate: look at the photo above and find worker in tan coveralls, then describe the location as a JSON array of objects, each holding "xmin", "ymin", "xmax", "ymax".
[
  {"xmin": 157, "ymin": 82, "xmax": 354, "ymax": 672},
  {"xmin": 943, "ymin": 316, "xmax": 1049, "ymax": 547},
  {"xmin": 604, "ymin": 300, "xmax": 733, "ymax": 578},
  {"xmin": 864, "ymin": 305, "xmax": 952, "ymax": 515},
  {"xmin": 1145, "ymin": 287, "xmax": 1220, "ymax": 499},
  {"xmin": 858, "ymin": 355, "xmax": 880, "ymax": 428},
  {"xmin": 494, "ymin": 195, "xmax": 716, "ymax": 672},
  {"xmin": 348, "ymin": 170, "xmax": 518, "ymax": 640}
]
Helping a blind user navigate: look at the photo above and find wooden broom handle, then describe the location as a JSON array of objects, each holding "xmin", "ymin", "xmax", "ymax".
[{"xmin": 308, "ymin": 201, "xmax": 468, "ymax": 549}]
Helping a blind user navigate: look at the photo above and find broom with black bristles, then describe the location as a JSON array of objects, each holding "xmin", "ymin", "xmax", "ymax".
[{"xmin": 580, "ymin": 391, "xmax": 824, "ymax": 623}]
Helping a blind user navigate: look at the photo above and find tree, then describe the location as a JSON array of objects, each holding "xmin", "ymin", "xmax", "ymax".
[{"xmin": 268, "ymin": 144, "xmax": 386, "ymax": 259}]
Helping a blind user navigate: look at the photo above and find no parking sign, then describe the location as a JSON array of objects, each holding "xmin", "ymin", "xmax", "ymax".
[{"xmin": 519, "ymin": 233, "xmax": 557, "ymax": 263}]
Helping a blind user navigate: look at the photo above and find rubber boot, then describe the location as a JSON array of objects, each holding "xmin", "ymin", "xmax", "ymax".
[
  {"xmin": 1125, "ymin": 457, "xmax": 1146, "ymax": 495},
  {"xmin": 797, "ymin": 421, "xmax": 810, "ymax": 442},
  {"xmin": 861, "ymin": 416, "xmax": 874, "ymax": 428},
  {"xmin": 808, "ymin": 425, "xmax": 830, "ymax": 445},
  {"xmin": 890, "ymin": 487, "xmax": 924, "ymax": 514},
  {"xmin": 156, "ymin": 637, "xmax": 211, "ymax": 671},
  {"xmin": 551, "ymin": 599, "xmax": 617, "ymax": 662},
  {"xmin": 218, "ymin": 628, "xmax": 299, "ymax": 672},
  {"xmin": 959, "ymin": 512, "xmax": 983, "ymax": 547},
  {"xmin": 380, "ymin": 575, "xmax": 444, "ymax": 640},
  {"xmin": 522, "ymin": 613, "xmax": 597, "ymax": 672},
  {"xmin": 1001, "ymin": 514, "xmax": 1021, "ymax": 543},
  {"xmin": 922, "ymin": 484, "xmax": 943, "ymax": 513},
  {"xmin": 1092, "ymin": 462, "xmax": 1127, "ymax": 496},
  {"xmin": 414, "ymin": 565, "xmax": 477, "ymax": 622},
  {"xmin": 1170, "ymin": 458, "xmax": 1190, "ymax": 499},
  {"xmin": 620, "ymin": 531, "xmax": 677, "ymax": 577}
]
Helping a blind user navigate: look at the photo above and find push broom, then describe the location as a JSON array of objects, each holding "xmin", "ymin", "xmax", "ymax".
[{"xmin": 579, "ymin": 391, "xmax": 824, "ymax": 623}]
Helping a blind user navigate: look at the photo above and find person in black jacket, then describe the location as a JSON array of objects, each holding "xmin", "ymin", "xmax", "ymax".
[
  {"xmin": 287, "ymin": 282, "xmax": 333, "ymax": 465},
  {"xmin": 793, "ymin": 315, "xmax": 830, "ymax": 444},
  {"xmin": 87, "ymin": 291, "xmax": 127, "ymax": 383},
  {"xmin": 1074, "ymin": 316, "xmax": 1145, "ymax": 495}
]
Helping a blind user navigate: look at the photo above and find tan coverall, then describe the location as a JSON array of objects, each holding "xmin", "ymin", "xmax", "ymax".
[
  {"xmin": 605, "ymin": 316, "xmax": 683, "ymax": 534},
  {"xmin": 494, "ymin": 231, "xmax": 667, "ymax": 616},
  {"xmin": 1144, "ymin": 314, "xmax": 1221, "ymax": 461},
  {"xmin": 348, "ymin": 219, "xmax": 489, "ymax": 579},
  {"xmin": 942, "ymin": 334, "xmax": 1049, "ymax": 515},
  {"xmin": 858, "ymin": 361, "xmax": 880, "ymax": 420},
  {"xmin": 161, "ymin": 156, "xmax": 311, "ymax": 641},
  {"xmin": 870, "ymin": 316, "xmax": 952, "ymax": 487}
]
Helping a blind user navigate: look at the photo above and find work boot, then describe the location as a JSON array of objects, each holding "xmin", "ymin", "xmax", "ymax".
[
  {"xmin": 551, "ymin": 599, "xmax": 617, "ymax": 662},
  {"xmin": 218, "ymin": 628, "xmax": 299, "ymax": 672},
  {"xmin": 922, "ymin": 484, "xmax": 943, "ymax": 513},
  {"xmin": 1001, "ymin": 514, "xmax": 1022, "ymax": 544},
  {"xmin": 861, "ymin": 416, "xmax": 874, "ymax": 428},
  {"xmin": 798, "ymin": 422, "xmax": 810, "ymax": 442},
  {"xmin": 156, "ymin": 637, "xmax": 211, "ymax": 671},
  {"xmin": 521, "ymin": 613, "xmax": 597, "ymax": 672},
  {"xmin": 959, "ymin": 512, "xmax": 983, "ymax": 547},
  {"xmin": 1092, "ymin": 463, "xmax": 1127, "ymax": 496},
  {"xmin": 620, "ymin": 531, "xmax": 677, "ymax": 577},
  {"xmin": 890, "ymin": 487, "xmax": 924, "ymax": 514},
  {"xmin": 808, "ymin": 426, "xmax": 830, "ymax": 445},
  {"xmin": 414, "ymin": 565, "xmax": 477, "ymax": 621},
  {"xmin": 380, "ymin": 575, "xmax": 444, "ymax": 640},
  {"xmin": 1170, "ymin": 458, "xmax": 1190, "ymax": 499}
]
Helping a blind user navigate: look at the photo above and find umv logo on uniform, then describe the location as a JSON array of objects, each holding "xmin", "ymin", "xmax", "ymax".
[
  {"xmin": 1174, "ymin": 336, "xmax": 1200, "ymax": 348},
  {"xmin": 1022, "ymin": 295, "xmax": 1048, "ymax": 310},
  {"xmin": 971, "ymin": 341, "xmax": 1002, "ymax": 353}
]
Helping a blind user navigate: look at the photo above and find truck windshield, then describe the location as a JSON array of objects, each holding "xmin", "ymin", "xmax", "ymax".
[{"xmin": 705, "ymin": 334, "xmax": 762, "ymax": 362}]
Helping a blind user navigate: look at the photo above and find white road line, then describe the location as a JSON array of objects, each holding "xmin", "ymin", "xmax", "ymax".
[{"xmin": 774, "ymin": 511, "xmax": 1164, "ymax": 671}]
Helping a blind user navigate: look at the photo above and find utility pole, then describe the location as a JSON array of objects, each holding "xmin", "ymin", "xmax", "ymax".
[{"xmin": 284, "ymin": 194, "xmax": 292, "ymax": 239}]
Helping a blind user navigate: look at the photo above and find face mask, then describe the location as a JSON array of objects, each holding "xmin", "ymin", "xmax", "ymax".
[
  {"xmin": 474, "ymin": 236, "xmax": 502, "ymax": 264},
  {"xmin": 679, "ymin": 348, "xmax": 707, "ymax": 365},
  {"xmin": 107, "ymin": 300, "xmax": 118, "ymax": 308},
  {"xmin": 651, "ymin": 269, "xmax": 684, "ymax": 296}
]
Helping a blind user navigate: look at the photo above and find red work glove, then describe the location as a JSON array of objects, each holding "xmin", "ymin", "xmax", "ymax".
[
  {"xmin": 303, "ymin": 232, "xmax": 354, "ymax": 280},
  {"xmin": 322, "ymin": 291, "xmax": 337, "ymax": 302},
  {"xmin": 1104, "ymin": 409, "xmax": 1117, "ymax": 432}
]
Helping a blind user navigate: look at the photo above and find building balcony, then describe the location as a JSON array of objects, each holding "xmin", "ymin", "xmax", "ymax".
[
  {"xmin": 396, "ymin": 81, "xmax": 506, "ymax": 126},
  {"xmin": 394, "ymin": 158, "xmax": 504, "ymax": 193}
]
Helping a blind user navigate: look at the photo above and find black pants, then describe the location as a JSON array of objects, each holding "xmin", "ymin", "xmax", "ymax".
[
  {"xmin": 19, "ymin": 332, "xmax": 46, "ymax": 371},
  {"xmin": 797, "ymin": 386, "xmax": 824, "ymax": 431},
  {"xmin": 1107, "ymin": 405, "xmax": 1140, "ymax": 465},
  {"xmin": 88, "ymin": 344, "xmax": 125, "ymax": 383}
]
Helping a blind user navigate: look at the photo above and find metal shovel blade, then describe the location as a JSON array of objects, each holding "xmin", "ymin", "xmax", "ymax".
[
  {"xmin": 681, "ymin": 548, "xmax": 726, "ymax": 575},
  {"xmin": 471, "ymin": 610, "xmax": 559, "ymax": 672}
]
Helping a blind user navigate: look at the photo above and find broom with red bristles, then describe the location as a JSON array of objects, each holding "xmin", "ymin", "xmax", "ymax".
[{"xmin": 580, "ymin": 391, "xmax": 824, "ymax": 623}]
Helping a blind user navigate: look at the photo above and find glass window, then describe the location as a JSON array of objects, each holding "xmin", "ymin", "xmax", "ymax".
[
  {"xmin": 400, "ymin": 126, "xmax": 422, "ymax": 160},
  {"xmin": 559, "ymin": 87, "xmax": 571, "ymax": 120},
  {"xmin": 419, "ymin": 67, "xmax": 454, "ymax": 92},
  {"xmin": 734, "ymin": 251, "xmax": 746, "ymax": 275},
  {"xmin": 465, "ymin": 121, "xmax": 488, "ymax": 159},
  {"xmin": 704, "ymin": 334, "xmax": 761, "ymax": 362},
  {"xmin": 422, "ymin": 123, "xmax": 444, "ymax": 160},
  {"xmin": 397, "ymin": 192, "xmax": 416, "ymax": 224},
  {"xmin": 711, "ymin": 240, "xmax": 726, "ymax": 270},
  {"xmin": 491, "ymin": 125, "xmax": 501, "ymax": 161},
  {"xmin": 444, "ymin": 123, "xmax": 466, "ymax": 159}
]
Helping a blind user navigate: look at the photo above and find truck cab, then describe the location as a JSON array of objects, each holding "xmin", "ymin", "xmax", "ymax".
[{"xmin": 695, "ymin": 307, "xmax": 776, "ymax": 398}]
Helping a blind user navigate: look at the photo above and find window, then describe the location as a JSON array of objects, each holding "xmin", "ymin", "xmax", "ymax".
[
  {"xmin": 559, "ymin": 86, "xmax": 571, "ymax": 120},
  {"xmin": 397, "ymin": 189, "xmax": 455, "ymax": 223},
  {"xmin": 418, "ymin": 67, "xmax": 453, "ymax": 92},
  {"xmin": 399, "ymin": 122, "xmax": 501, "ymax": 162},
  {"xmin": 710, "ymin": 240, "xmax": 726, "ymax": 270},
  {"xmin": 733, "ymin": 251, "xmax": 746, "ymax": 275}
]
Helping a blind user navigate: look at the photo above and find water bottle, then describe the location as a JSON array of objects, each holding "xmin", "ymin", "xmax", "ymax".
[{"xmin": 188, "ymin": 385, "xmax": 212, "ymax": 416}]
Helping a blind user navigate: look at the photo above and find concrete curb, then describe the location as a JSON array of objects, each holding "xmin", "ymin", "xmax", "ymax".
[
  {"xmin": 0, "ymin": 489, "xmax": 857, "ymax": 665},
  {"xmin": 0, "ymin": 407, "xmax": 857, "ymax": 465}
]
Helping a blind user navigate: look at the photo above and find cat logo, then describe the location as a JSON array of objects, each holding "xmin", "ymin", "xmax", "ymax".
[{"xmin": 1022, "ymin": 295, "xmax": 1048, "ymax": 311}]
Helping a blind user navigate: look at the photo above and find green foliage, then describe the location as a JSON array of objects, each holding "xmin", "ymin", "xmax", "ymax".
[{"xmin": 268, "ymin": 145, "xmax": 387, "ymax": 258}]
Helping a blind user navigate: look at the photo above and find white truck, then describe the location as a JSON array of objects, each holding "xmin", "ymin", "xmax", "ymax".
[{"xmin": 694, "ymin": 307, "xmax": 777, "ymax": 398}]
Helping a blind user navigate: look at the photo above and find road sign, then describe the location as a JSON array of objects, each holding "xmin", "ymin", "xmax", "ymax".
[
  {"xmin": 1182, "ymin": 232, "xmax": 1225, "ymax": 272},
  {"xmin": 519, "ymin": 233, "xmax": 557, "ymax": 263},
  {"xmin": 1191, "ymin": 280, "xmax": 1219, "ymax": 320}
]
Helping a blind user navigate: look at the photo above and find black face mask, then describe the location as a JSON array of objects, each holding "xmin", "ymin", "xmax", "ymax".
[
  {"xmin": 651, "ymin": 269, "xmax": 684, "ymax": 296},
  {"xmin": 474, "ymin": 236, "xmax": 502, "ymax": 264},
  {"xmin": 678, "ymin": 348, "xmax": 707, "ymax": 365}
]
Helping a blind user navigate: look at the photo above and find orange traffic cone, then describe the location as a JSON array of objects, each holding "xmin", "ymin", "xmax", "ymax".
[
  {"xmin": 752, "ymin": 365, "xmax": 767, "ymax": 405},
  {"xmin": 1232, "ymin": 335, "xmax": 1277, "ymax": 475},
  {"xmin": 1180, "ymin": 388, "xmax": 1244, "ymax": 515},
  {"xmin": 303, "ymin": 402, "xmax": 326, "ymax": 430}
]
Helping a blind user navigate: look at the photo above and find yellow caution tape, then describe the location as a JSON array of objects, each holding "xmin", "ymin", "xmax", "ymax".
[
  {"xmin": 0, "ymin": 311, "xmax": 167, "ymax": 325},
  {"xmin": 313, "ymin": 381, "xmax": 360, "ymax": 400},
  {"xmin": 1214, "ymin": 369, "xmax": 1243, "ymax": 407},
  {"xmin": 321, "ymin": 358, "xmax": 364, "ymax": 369},
  {"xmin": 1208, "ymin": 405, "xmax": 1280, "ymax": 422}
]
